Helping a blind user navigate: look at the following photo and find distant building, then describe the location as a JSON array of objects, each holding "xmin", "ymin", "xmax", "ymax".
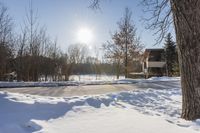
[{"xmin": 143, "ymin": 49, "xmax": 166, "ymax": 78}]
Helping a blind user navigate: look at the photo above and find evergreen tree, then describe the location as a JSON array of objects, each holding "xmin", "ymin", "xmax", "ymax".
[{"xmin": 164, "ymin": 33, "xmax": 177, "ymax": 76}]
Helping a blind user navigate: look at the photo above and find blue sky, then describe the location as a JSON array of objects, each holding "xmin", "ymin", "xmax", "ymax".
[{"xmin": 1, "ymin": 0, "xmax": 168, "ymax": 53}]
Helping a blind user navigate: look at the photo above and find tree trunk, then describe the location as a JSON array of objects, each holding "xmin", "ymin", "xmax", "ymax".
[
  {"xmin": 65, "ymin": 74, "xmax": 69, "ymax": 81},
  {"xmin": 116, "ymin": 61, "xmax": 120, "ymax": 79},
  {"xmin": 125, "ymin": 38, "xmax": 128, "ymax": 78},
  {"xmin": 170, "ymin": 0, "xmax": 200, "ymax": 120},
  {"xmin": 45, "ymin": 74, "xmax": 47, "ymax": 81}
]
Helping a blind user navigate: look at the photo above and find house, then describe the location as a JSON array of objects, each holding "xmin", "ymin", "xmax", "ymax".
[{"xmin": 143, "ymin": 49, "xmax": 166, "ymax": 78}]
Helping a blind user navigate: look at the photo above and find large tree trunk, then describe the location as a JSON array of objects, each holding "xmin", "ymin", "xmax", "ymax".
[{"xmin": 170, "ymin": 0, "xmax": 200, "ymax": 120}]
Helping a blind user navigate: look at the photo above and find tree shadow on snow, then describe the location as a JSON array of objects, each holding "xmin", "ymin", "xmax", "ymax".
[{"xmin": 0, "ymin": 93, "xmax": 82, "ymax": 133}]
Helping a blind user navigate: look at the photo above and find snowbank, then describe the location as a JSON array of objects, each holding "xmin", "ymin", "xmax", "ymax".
[
  {"xmin": 0, "ymin": 81, "xmax": 79, "ymax": 88},
  {"xmin": 69, "ymin": 74, "xmax": 125, "ymax": 81},
  {"xmin": 0, "ymin": 76, "xmax": 180, "ymax": 88},
  {"xmin": 147, "ymin": 76, "xmax": 180, "ymax": 81}
]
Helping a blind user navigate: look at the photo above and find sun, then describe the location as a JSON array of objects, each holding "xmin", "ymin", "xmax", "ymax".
[{"xmin": 77, "ymin": 28, "xmax": 93, "ymax": 44}]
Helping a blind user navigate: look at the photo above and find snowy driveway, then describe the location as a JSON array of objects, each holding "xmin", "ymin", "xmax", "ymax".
[{"xmin": 0, "ymin": 80, "xmax": 180, "ymax": 97}]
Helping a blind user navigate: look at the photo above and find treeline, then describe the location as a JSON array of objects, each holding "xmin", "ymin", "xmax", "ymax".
[
  {"xmin": 0, "ymin": 3, "xmax": 62, "ymax": 81},
  {"xmin": 0, "ymin": 3, "xmax": 123, "ymax": 81},
  {"xmin": 0, "ymin": 3, "xmax": 179, "ymax": 82},
  {"xmin": 72, "ymin": 63, "xmax": 123, "ymax": 75}
]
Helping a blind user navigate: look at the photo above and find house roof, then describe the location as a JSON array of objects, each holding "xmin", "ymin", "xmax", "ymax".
[
  {"xmin": 143, "ymin": 48, "xmax": 165, "ymax": 60},
  {"xmin": 145, "ymin": 48, "xmax": 164, "ymax": 52}
]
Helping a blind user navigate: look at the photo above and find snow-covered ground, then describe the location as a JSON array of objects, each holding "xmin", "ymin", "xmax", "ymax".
[
  {"xmin": 0, "ymin": 76, "xmax": 180, "ymax": 88},
  {"xmin": 69, "ymin": 74, "xmax": 125, "ymax": 81},
  {"xmin": 0, "ymin": 74, "xmax": 123, "ymax": 88},
  {"xmin": 0, "ymin": 77, "xmax": 199, "ymax": 133}
]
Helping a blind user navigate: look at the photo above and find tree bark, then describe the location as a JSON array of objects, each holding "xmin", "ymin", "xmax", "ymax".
[
  {"xmin": 170, "ymin": 0, "xmax": 200, "ymax": 120},
  {"xmin": 116, "ymin": 60, "xmax": 120, "ymax": 79}
]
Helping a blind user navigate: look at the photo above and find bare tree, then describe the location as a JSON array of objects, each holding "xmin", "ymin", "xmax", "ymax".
[
  {"xmin": 24, "ymin": 0, "xmax": 39, "ymax": 56},
  {"xmin": 62, "ymin": 44, "xmax": 88, "ymax": 80},
  {"xmin": 20, "ymin": 0, "xmax": 51, "ymax": 81},
  {"xmin": 68, "ymin": 44, "xmax": 88, "ymax": 64},
  {"xmin": 142, "ymin": 0, "xmax": 200, "ymax": 121},
  {"xmin": 15, "ymin": 28, "xmax": 28, "ymax": 81},
  {"xmin": 0, "ymin": 3, "xmax": 14, "ymax": 80},
  {"xmin": 103, "ymin": 8, "xmax": 143, "ymax": 78},
  {"xmin": 170, "ymin": 0, "xmax": 200, "ymax": 120},
  {"xmin": 141, "ymin": 0, "xmax": 172, "ymax": 44},
  {"xmin": 89, "ymin": 0, "xmax": 101, "ymax": 9},
  {"xmin": 103, "ymin": 40, "xmax": 123, "ymax": 79}
]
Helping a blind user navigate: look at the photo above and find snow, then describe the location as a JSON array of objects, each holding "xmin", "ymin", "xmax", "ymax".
[
  {"xmin": 0, "ymin": 76, "xmax": 180, "ymax": 88},
  {"xmin": 147, "ymin": 76, "xmax": 180, "ymax": 81},
  {"xmin": 0, "ymin": 77, "xmax": 200, "ymax": 133},
  {"xmin": 0, "ymin": 81, "xmax": 79, "ymax": 88},
  {"xmin": 34, "ymin": 106, "xmax": 197, "ymax": 133},
  {"xmin": 69, "ymin": 74, "xmax": 125, "ymax": 81},
  {"xmin": 0, "ymin": 74, "xmax": 123, "ymax": 88}
]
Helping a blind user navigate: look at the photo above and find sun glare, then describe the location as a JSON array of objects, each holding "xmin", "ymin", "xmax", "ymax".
[{"xmin": 77, "ymin": 28, "xmax": 93, "ymax": 44}]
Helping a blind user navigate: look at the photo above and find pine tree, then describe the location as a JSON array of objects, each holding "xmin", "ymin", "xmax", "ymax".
[{"xmin": 164, "ymin": 33, "xmax": 177, "ymax": 77}]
